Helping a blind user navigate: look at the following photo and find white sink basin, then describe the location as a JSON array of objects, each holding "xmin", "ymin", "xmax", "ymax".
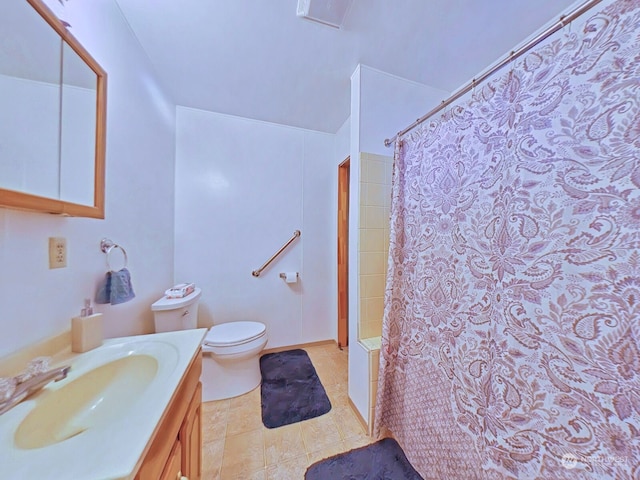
[
  {"xmin": 0, "ymin": 329, "xmax": 206, "ymax": 480},
  {"xmin": 15, "ymin": 354, "xmax": 158, "ymax": 449}
]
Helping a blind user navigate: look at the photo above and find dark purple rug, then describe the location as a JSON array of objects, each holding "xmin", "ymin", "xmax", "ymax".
[
  {"xmin": 305, "ymin": 438, "xmax": 423, "ymax": 479},
  {"xmin": 259, "ymin": 349, "xmax": 331, "ymax": 428}
]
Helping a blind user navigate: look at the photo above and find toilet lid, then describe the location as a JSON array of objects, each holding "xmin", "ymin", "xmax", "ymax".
[
  {"xmin": 151, "ymin": 288, "xmax": 201, "ymax": 311},
  {"xmin": 204, "ymin": 321, "xmax": 266, "ymax": 347}
]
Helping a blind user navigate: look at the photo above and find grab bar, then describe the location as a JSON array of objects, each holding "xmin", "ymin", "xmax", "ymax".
[{"xmin": 252, "ymin": 230, "xmax": 301, "ymax": 277}]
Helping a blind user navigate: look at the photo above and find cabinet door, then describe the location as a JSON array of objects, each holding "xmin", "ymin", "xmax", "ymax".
[
  {"xmin": 159, "ymin": 439, "xmax": 182, "ymax": 480},
  {"xmin": 180, "ymin": 382, "xmax": 202, "ymax": 480}
]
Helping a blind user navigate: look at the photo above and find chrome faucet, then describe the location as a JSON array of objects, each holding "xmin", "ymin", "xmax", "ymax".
[{"xmin": 0, "ymin": 364, "xmax": 71, "ymax": 416}]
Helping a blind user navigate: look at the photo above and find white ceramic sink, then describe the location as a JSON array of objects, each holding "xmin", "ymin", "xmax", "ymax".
[
  {"xmin": 15, "ymin": 354, "xmax": 158, "ymax": 449},
  {"xmin": 0, "ymin": 329, "xmax": 207, "ymax": 480}
]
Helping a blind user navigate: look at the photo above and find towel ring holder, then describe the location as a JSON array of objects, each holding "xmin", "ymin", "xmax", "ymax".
[{"xmin": 100, "ymin": 238, "xmax": 128, "ymax": 272}]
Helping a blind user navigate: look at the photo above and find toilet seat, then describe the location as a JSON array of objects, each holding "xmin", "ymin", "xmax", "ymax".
[{"xmin": 204, "ymin": 321, "xmax": 266, "ymax": 347}]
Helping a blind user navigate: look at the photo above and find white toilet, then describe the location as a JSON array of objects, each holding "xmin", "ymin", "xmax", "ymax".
[{"xmin": 151, "ymin": 287, "xmax": 268, "ymax": 402}]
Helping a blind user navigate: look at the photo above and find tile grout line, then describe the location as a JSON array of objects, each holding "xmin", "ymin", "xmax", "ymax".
[
  {"xmin": 218, "ymin": 400, "xmax": 231, "ymax": 478},
  {"xmin": 262, "ymin": 423, "xmax": 268, "ymax": 474}
]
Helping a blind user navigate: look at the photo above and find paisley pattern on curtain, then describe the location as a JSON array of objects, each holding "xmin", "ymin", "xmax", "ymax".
[{"xmin": 375, "ymin": 1, "xmax": 640, "ymax": 478}]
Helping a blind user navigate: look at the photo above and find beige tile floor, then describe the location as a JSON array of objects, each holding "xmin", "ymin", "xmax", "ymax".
[{"xmin": 201, "ymin": 343, "xmax": 374, "ymax": 479}]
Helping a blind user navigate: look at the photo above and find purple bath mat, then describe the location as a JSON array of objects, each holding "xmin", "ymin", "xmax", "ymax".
[
  {"xmin": 305, "ymin": 438, "xmax": 423, "ymax": 479},
  {"xmin": 259, "ymin": 349, "xmax": 331, "ymax": 428}
]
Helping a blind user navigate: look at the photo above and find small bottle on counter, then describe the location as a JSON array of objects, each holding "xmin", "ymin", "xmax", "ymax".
[
  {"xmin": 71, "ymin": 299, "xmax": 103, "ymax": 353},
  {"xmin": 80, "ymin": 298, "xmax": 93, "ymax": 317}
]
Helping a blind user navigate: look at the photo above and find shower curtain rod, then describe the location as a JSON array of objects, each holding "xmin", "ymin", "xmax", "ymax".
[{"xmin": 384, "ymin": 0, "xmax": 603, "ymax": 147}]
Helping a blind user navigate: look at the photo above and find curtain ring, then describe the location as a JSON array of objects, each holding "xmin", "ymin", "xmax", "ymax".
[{"xmin": 507, "ymin": 50, "xmax": 516, "ymax": 82}]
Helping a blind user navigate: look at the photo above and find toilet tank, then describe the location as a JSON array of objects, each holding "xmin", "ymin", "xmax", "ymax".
[{"xmin": 151, "ymin": 287, "xmax": 202, "ymax": 333}]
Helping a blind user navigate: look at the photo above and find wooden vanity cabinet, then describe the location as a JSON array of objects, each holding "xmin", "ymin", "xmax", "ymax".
[
  {"xmin": 135, "ymin": 349, "xmax": 202, "ymax": 480},
  {"xmin": 180, "ymin": 382, "xmax": 202, "ymax": 479},
  {"xmin": 159, "ymin": 440, "xmax": 182, "ymax": 480}
]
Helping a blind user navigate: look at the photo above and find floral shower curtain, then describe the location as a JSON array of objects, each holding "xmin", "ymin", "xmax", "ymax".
[{"xmin": 374, "ymin": 1, "xmax": 640, "ymax": 478}]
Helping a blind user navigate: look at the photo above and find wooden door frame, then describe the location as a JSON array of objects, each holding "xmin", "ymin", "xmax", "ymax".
[{"xmin": 337, "ymin": 157, "xmax": 350, "ymax": 348}]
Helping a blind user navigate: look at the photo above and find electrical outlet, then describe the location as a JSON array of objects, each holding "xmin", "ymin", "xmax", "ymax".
[{"xmin": 49, "ymin": 237, "xmax": 67, "ymax": 269}]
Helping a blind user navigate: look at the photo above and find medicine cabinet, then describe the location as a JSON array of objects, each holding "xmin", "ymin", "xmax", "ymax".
[{"xmin": 0, "ymin": 0, "xmax": 107, "ymax": 218}]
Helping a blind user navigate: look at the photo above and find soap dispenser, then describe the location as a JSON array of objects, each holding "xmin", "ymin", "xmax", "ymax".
[{"xmin": 71, "ymin": 299, "xmax": 103, "ymax": 353}]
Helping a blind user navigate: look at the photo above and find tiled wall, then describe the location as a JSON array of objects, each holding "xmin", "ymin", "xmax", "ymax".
[
  {"xmin": 358, "ymin": 152, "xmax": 392, "ymax": 340},
  {"xmin": 358, "ymin": 152, "xmax": 392, "ymax": 433}
]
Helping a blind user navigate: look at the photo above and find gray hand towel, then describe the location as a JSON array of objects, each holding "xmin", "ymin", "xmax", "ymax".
[
  {"xmin": 110, "ymin": 268, "xmax": 135, "ymax": 305},
  {"xmin": 95, "ymin": 272, "xmax": 112, "ymax": 304}
]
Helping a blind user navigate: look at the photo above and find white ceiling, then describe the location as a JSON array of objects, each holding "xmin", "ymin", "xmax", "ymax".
[{"xmin": 115, "ymin": 0, "xmax": 579, "ymax": 133}]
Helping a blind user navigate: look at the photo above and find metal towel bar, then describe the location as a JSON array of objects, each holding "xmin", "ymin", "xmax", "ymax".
[
  {"xmin": 252, "ymin": 230, "xmax": 301, "ymax": 277},
  {"xmin": 100, "ymin": 238, "xmax": 128, "ymax": 271}
]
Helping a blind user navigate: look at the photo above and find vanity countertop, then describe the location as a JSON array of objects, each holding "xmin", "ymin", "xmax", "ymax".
[{"xmin": 0, "ymin": 328, "xmax": 207, "ymax": 479}]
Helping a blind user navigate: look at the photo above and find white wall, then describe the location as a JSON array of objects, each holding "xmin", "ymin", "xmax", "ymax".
[
  {"xmin": 0, "ymin": 0, "xmax": 176, "ymax": 358},
  {"xmin": 335, "ymin": 117, "xmax": 350, "ymax": 161},
  {"xmin": 174, "ymin": 107, "xmax": 336, "ymax": 349},
  {"xmin": 347, "ymin": 64, "xmax": 449, "ymax": 421},
  {"xmin": 348, "ymin": 68, "xmax": 367, "ymax": 417},
  {"xmin": 358, "ymin": 65, "xmax": 449, "ymax": 155}
]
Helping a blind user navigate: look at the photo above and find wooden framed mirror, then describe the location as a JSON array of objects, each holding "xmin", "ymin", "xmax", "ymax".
[{"xmin": 0, "ymin": 0, "xmax": 107, "ymax": 218}]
